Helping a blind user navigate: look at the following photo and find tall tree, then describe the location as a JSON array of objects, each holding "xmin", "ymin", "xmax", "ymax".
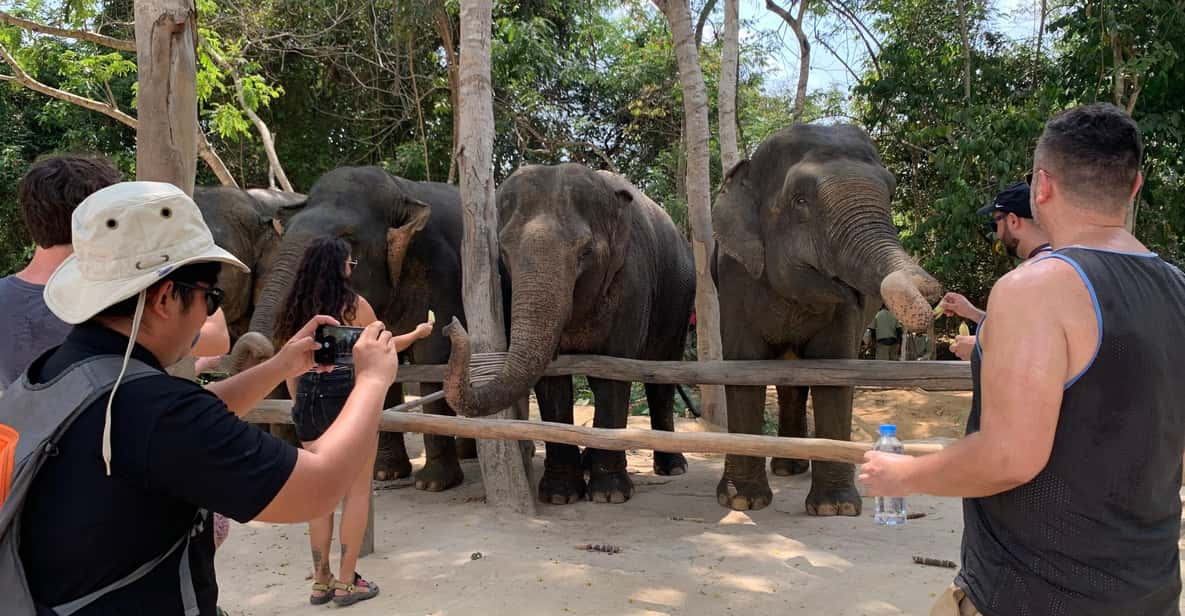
[
  {"xmin": 718, "ymin": 0, "xmax": 740, "ymax": 172},
  {"xmin": 134, "ymin": 0, "xmax": 199, "ymax": 194},
  {"xmin": 652, "ymin": 0, "xmax": 726, "ymax": 429},
  {"xmin": 456, "ymin": 0, "xmax": 536, "ymax": 513}
]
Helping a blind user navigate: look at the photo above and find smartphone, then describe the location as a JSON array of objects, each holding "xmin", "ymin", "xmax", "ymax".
[{"xmin": 314, "ymin": 325, "xmax": 365, "ymax": 365}]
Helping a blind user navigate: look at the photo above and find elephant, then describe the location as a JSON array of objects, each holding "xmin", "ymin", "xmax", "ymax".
[
  {"xmin": 711, "ymin": 123, "xmax": 942, "ymax": 515},
  {"xmin": 443, "ymin": 163, "xmax": 695, "ymax": 505},
  {"xmin": 240, "ymin": 166, "xmax": 476, "ymax": 490},
  {"xmin": 193, "ymin": 186, "xmax": 306, "ymax": 341}
]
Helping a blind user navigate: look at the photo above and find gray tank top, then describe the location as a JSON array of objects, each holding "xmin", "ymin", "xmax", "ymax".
[
  {"xmin": 958, "ymin": 247, "xmax": 1185, "ymax": 615},
  {"xmin": 0, "ymin": 276, "xmax": 72, "ymax": 389}
]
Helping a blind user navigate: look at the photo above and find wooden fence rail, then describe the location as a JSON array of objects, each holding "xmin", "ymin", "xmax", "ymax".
[
  {"xmin": 245, "ymin": 400, "xmax": 945, "ymax": 465},
  {"xmin": 394, "ymin": 357, "xmax": 972, "ymax": 390}
]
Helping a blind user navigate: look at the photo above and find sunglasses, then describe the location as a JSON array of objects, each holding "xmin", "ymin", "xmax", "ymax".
[{"xmin": 172, "ymin": 281, "xmax": 225, "ymax": 316}]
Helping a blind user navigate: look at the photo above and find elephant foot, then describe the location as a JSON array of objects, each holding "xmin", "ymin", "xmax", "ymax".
[
  {"xmin": 587, "ymin": 450, "xmax": 633, "ymax": 504},
  {"xmin": 374, "ymin": 459, "xmax": 412, "ymax": 481},
  {"xmin": 456, "ymin": 437, "xmax": 478, "ymax": 460},
  {"xmin": 716, "ymin": 473, "xmax": 773, "ymax": 511},
  {"xmin": 771, "ymin": 458, "xmax": 810, "ymax": 476},
  {"xmin": 805, "ymin": 485, "xmax": 862, "ymax": 517},
  {"xmin": 653, "ymin": 451, "xmax": 687, "ymax": 476},
  {"xmin": 414, "ymin": 458, "xmax": 464, "ymax": 492},
  {"xmin": 374, "ymin": 432, "xmax": 411, "ymax": 481},
  {"xmin": 538, "ymin": 464, "xmax": 587, "ymax": 505}
]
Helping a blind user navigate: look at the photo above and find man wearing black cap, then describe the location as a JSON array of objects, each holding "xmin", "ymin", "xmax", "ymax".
[{"xmin": 938, "ymin": 182, "xmax": 1051, "ymax": 359}]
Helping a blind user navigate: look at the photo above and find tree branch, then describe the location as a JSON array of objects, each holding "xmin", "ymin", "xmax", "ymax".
[
  {"xmin": 694, "ymin": 0, "xmax": 718, "ymax": 48},
  {"xmin": 201, "ymin": 39, "xmax": 292, "ymax": 191},
  {"xmin": 822, "ymin": 0, "xmax": 881, "ymax": 79},
  {"xmin": 0, "ymin": 40, "xmax": 237, "ymax": 187},
  {"xmin": 0, "ymin": 11, "xmax": 136, "ymax": 52},
  {"xmin": 765, "ymin": 0, "xmax": 811, "ymax": 122}
]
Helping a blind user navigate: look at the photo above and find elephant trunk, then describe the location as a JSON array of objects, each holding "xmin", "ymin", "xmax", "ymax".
[
  {"xmin": 822, "ymin": 178, "xmax": 942, "ymax": 333},
  {"xmin": 248, "ymin": 230, "xmax": 314, "ymax": 340},
  {"xmin": 445, "ymin": 266, "xmax": 571, "ymax": 417}
]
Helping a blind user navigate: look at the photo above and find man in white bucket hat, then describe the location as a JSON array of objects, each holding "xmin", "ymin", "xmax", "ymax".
[{"xmin": 6, "ymin": 181, "xmax": 401, "ymax": 615}]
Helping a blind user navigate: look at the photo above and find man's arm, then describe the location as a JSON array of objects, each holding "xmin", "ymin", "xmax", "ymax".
[
  {"xmin": 206, "ymin": 315, "xmax": 337, "ymax": 416},
  {"xmin": 861, "ymin": 261, "xmax": 1086, "ymax": 497},
  {"xmin": 939, "ymin": 292, "xmax": 986, "ymax": 324},
  {"xmin": 191, "ymin": 308, "xmax": 230, "ymax": 357}
]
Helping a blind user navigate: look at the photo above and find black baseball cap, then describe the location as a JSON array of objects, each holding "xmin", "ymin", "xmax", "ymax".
[{"xmin": 977, "ymin": 182, "xmax": 1032, "ymax": 219}]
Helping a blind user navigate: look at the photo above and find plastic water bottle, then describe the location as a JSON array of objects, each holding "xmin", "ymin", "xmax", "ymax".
[{"xmin": 873, "ymin": 424, "xmax": 907, "ymax": 526}]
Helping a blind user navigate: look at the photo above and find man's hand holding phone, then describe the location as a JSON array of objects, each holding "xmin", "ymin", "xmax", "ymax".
[{"xmin": 352, "ymin": 322, "xmax": 399, "ymax": 390}]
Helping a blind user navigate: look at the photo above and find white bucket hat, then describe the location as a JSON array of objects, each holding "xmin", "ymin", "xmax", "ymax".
[
  {"xmin": 45, "ymin": 181, "xmax": 248, "ymax": 323},
  {"xmin": 43, "ymin": 181, "xmax": 249, "ymax": 475}
]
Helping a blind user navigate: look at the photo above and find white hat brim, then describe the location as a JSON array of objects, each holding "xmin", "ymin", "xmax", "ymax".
[{"xmin": 45, "ymin": 246, "xmax": 249, "ymax": 325}]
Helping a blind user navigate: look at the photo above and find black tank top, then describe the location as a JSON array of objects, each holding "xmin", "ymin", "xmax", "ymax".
[{"xmin": 958, "ymin": 247, "xmax": 1185, "ymax": 616}]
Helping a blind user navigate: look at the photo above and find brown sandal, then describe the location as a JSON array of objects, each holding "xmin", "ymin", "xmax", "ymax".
[
  {"xmin": 309, "ymin": 577, "xmax": 335, "ymax": 605},
  {"xmin": 331, "ymin": 573, "xmax": 380, "ymax": 606}
]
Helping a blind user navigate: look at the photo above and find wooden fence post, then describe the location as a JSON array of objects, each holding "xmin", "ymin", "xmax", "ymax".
[{"xmin": 456, "ymin": 0, "xmax": 536, "ymax": 514}]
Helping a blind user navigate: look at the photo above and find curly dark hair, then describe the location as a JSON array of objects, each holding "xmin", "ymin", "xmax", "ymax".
[{"xmin": 273, "ymin": 236, "xmax": 359, "ymax": 344}]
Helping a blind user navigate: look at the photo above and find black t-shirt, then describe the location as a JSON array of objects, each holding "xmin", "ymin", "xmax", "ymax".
[{"xmin": 20, "ymin": 323, "xmax": 298, "ymax": 615}]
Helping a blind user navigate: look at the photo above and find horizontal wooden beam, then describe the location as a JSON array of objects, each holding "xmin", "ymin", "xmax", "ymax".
[
  {"xmin": 394, "ymin": 357, "xmax": 972, "ymax": 391},
  {"xmin": 245, "ymin": 401, "xmax": 944, "ymax": 465}
]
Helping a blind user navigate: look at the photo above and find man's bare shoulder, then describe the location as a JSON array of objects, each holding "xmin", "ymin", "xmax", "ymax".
[{"xmin": 988, "ymin": 256, "xmax": 1081, "ymax": 307}]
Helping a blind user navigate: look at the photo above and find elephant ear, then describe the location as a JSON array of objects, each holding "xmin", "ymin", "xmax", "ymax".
[
  {"xmin": 386, "ymin": 198, "xmax": 432, "ymax": 291},
  {"xmin": 713, "ymin": 159, "xmax": 765, "ymax": 279},
  {"xmin": 270, "ymin": 199, "xmax": 308, "ymax": 236}
]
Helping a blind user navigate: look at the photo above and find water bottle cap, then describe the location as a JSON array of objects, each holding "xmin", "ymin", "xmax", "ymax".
[{"xmin": 878, "ymin": 424, "xmax": 897, "ymax": 436}]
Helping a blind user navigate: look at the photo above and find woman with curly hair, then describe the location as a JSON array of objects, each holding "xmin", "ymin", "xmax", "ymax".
[{"xmin": 275, "ymin": 236, "xmax": 431, "ymax": 607}]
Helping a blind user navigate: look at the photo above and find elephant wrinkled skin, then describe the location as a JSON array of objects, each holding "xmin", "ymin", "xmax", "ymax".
[
  {"xmin": 444, "ymin": 163, "xmax": 695, "ymax": 505},
  {"xmin": 712, "ymin": 124, "xmax": 942, "ymax": 515},
  {"xmin": 238, "ymin": 166, "xmax": 476, "ymax": 489}
]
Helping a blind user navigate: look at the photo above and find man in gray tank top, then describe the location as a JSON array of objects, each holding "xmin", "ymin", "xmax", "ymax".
[
  {"xmin": 0, "ymin": 156, "xmax": 121, "ymax": 389},
  {"xmin": 860, "ymin": 103, "xmax": 1185, "ymax": 615}
]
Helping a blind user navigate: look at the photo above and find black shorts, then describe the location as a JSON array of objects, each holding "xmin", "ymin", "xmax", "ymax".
[{"xmin": 292, "ymin": 367, "xmax": 354, "ymax": 442}]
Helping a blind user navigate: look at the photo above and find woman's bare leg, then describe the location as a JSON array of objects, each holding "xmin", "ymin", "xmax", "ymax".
[{"xmin": 335, "ymin": 443, "xmax": 377, "ymax": 594}]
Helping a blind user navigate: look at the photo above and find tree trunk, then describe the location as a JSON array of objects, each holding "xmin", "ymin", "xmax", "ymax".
[
  {"xmin": 456, "ymin": 0, "xmax": 535, "ymax": 513},
  {"xmin": 956, "ymin": 0, "xmax": 972, "ymax": 104},
  {"xmin": 694, "ymin": 0, "xmax": 718, "ymax": 49},
  {"xmin": 718, "ymin": 0, "xmax": 740, "ymax": 173},
  {"xmin": 654, "ymin": 0, "xmax": 727, "ymax": 430},
  {"xmin": 1033, "ymin": 0, "xmax": 1046, "ymax": 89},
  {"xmin": 435, "ymin": 6, "xmax": 460, "ymax": 184},
  {"xmin": 134, "ymin": 0, "xmax": 199, "ymax": 195},
  {"xmin": 764, "ymin": 0, "xmax": 811, "ymax": 122}
]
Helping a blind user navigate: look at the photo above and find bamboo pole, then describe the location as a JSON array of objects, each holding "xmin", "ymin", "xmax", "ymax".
[
  {"xmin": 394, "ymin": 357, "xmax": 972, "ymax": 390},
  {"xmin": 246, "ymin": 401, "xmax": 944, "ymax": 465}
]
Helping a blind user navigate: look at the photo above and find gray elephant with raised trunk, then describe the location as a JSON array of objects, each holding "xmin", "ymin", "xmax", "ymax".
[
  {"xmin": 712, "ymin": 124, "xmax": 942, "ymax": 515},
  {"xmin": 239, "ymin": 166, "xmax": 476, "ymax": 490},
  {"xmin": 194, "ymin": 186, "xmax": 305, "ymax": 341},
  {"xmin": 443, "ymin": 163, "xmax": 695, "ymax": 505}
]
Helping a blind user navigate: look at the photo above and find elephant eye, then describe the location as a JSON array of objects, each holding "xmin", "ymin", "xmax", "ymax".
[{"xmin": 794, "ymin": 195, "xmax": 808, "ymax": 206}]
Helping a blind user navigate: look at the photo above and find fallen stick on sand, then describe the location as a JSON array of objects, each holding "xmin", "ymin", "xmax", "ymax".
[{"xmin": 912, "ymin": 555, "xmax": 957, "ymax": 569}]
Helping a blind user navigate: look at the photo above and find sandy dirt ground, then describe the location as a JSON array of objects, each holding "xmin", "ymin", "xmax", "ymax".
[{"xmin": 216, "ymin": 389, "xmax": 1185, "ymax": 615}]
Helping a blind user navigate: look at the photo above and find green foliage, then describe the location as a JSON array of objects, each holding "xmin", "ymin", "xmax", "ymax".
[{"xmin": 854, "ymin": 0, "xmax": 1184, "ymax": 315}]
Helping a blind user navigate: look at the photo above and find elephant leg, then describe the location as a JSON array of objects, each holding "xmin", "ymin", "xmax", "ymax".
[
  {"xmin": 771, "ymin": 386, "xmax": 811, "ymax": 476},
  {"xmin": 586, "ymin": 377, "xmax": 633, "ymax": 504},
  {"xmin": 414, "ymin": 381, "xmax": 464, "ymax": 492},
  {"xmin": 535, "ymin": 376, "xmax": 585, "ymax": 505},
  {"xmin": 717, "ymin": 384, "xmax": 773, "ymax": 511},
  {"xmin": 374, "ymin": 385, "xmax": 411, "ymax": 481},
  {"xmin": 803, "ymin": 385, "xmax": 861, "ymax": 516},
  {"xmin": 645, "ymin": 383, "xmax": 686, "ymax": 476}
]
